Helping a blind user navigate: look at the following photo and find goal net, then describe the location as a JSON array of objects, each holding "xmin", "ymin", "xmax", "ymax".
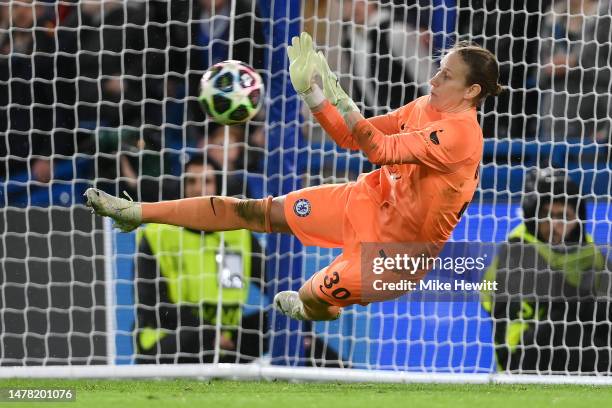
[{"xmin": 1, "ymin": 0, "xmax": 611, "ymax": 382}]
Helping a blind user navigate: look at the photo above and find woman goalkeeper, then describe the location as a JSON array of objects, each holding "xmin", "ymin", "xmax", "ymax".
[{"xmin": 86, "ymin": 33, "xmax": 502, "ymax": 321}]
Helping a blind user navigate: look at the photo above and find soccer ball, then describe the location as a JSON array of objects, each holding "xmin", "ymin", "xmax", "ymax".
[{"xmin": 198, "ymin": 60, "xmax": 264, "ymax": 125}]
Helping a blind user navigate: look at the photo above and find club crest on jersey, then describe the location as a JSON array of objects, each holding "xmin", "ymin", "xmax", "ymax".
[
  {"xmin": 293, "ymin": 199, "xmax": 311, "ymax": 217},
  {"xmin": 429, "ymin": 129, "xmax": 443, "ymax": 145}
]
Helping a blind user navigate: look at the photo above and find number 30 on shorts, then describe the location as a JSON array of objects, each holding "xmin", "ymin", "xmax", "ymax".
[{"xmin": 320, "ymin": 271, "xmax": 351, "ymax": 300}]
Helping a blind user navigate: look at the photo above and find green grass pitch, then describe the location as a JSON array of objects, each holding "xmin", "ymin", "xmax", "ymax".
[{"xmin": 0, "ymin": 379, "xmax": 611, "ymax": 408}]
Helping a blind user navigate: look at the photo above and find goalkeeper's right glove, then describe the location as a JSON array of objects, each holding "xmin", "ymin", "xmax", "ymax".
[
  {"xmin": 315, "ymin": 51, "xmax": 359, "ymax": 118},
  {"xmin": 287, "ymin": 32, "xmax": 325, "ymax": 109},
  {"xmin": 287, "ymin": 32, "xmax": 317, "ymax": 94}
]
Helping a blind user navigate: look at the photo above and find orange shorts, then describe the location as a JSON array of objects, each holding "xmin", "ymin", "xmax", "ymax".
[{"xmin": 283, "ymin": 184, "xmax": 375, "ymax": 307}]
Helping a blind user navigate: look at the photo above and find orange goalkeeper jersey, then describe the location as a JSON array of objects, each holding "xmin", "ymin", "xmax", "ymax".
[{"xmin": 313, "ymin": 95, "xmax": 483, "ymax": 249}]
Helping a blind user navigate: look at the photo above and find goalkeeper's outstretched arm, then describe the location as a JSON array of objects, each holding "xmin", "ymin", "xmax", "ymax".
[
  {"xmin": 287, "ymin": 32, "xmax": 401, "ymax": 152},
  {"xmin": 286, "ymin": 32, "xmax": 357, "ymax": 149},
  {"xmin": 310, "ymin": 95, "xmax": 401, "ymax": 152},
  {"xmin": 288, "ymin": 33, "xmax": 471, "ymax": 168}
]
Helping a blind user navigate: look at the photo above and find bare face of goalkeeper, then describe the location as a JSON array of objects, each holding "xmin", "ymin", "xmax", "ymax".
[{"xmin": 428, "ymin": 44, "xmax": 503, "ymax": 113}]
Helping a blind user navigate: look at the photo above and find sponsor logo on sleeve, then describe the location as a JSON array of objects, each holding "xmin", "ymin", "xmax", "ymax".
[{"xmin": 429, "ymin": 129, "xmax": 443, "ymax": 145}]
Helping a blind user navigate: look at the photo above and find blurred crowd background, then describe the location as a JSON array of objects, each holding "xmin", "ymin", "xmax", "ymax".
[{"xmin": 0, "ymin": 0, "xmax": 610, "ymax": 206}]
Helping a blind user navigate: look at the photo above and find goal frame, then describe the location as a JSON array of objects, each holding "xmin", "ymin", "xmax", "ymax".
[{"xmin": 3, "ymin": 363, "xmax": 612, "ymax": 385}]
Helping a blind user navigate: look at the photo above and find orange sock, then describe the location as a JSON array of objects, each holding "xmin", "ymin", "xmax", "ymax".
[{"xmin": 141, "ymin": 196, "xmax": 273, "ymax": 233}]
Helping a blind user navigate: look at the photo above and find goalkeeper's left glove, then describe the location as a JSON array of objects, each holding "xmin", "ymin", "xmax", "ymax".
[{"xmin": 314, "ymin": 51, "xmax": 359, "ymax": 118}]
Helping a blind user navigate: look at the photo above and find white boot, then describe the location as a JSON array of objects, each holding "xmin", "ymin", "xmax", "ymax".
[
  {"xmin": 84, "ymin": 188, "xmax": 142, "ymax": 232},
  {"xmin": 274, "ymin": 291, "xmax": 307, "ymax": 320}
]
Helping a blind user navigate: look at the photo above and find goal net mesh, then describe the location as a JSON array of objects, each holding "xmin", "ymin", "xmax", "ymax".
[{"xmin": 1, "ymin": 0, "xmax": 611, "ymax": 378}]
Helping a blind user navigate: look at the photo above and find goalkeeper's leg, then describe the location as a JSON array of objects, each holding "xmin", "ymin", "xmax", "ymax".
[
  {"xmin": 274, "ymin": 287, "xmax": 341, "ymax": 321},
  {"xmin": 84, "ymin": 188, "xmax": 290, "ymax": 233},
  {"xmin": 86, "ymin": 183, "xmax": 351, "ymax": 321},
  {"xmin": 274, "ymin": 250, "xmax": 365, "ymax": 321}
]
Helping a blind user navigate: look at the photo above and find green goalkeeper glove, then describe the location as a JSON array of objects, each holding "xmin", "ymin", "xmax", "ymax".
[
  {"xmin": 287, "ymin": 31, "xmax": 327, "ymax": 109},
  {"xmin": 287, "ymin": 32, "xmax": 318, "ymax": 94},
  {"xmin": 315, "ymin": 50, "xmax": 359, "ymax": 117}
]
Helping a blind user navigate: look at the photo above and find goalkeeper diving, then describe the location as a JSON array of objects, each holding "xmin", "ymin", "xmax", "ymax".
[{"xmin": 85, "ymin": 32, "xmax": 502, "ymax": 321}]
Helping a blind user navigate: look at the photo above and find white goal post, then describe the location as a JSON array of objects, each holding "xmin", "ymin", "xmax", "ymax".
[
  {"xmin": 0, "ymin": 0, "xmax": 611, "ymax": 384},
  {"xmin": 3, "ymin": 364, "xmax": 612, "ymax": 386}
]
